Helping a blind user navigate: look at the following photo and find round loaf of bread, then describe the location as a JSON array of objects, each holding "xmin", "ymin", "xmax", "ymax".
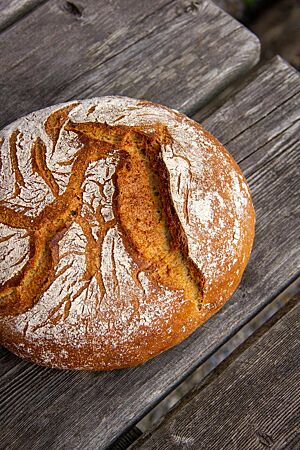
[{"xmin": 0, "ymin": 96, "xmax": 255, "ymax": 370}]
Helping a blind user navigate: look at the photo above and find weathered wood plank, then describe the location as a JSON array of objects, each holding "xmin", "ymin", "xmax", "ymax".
[
  {"xmin": 195, "ymin": 56, "xmax": 300, "ymax": 126},
  {"xmin": 132, "ymin": 299, "xmax": 300, "ymax": 449},
  {"xmin": 200, "ymin": 56, "xmax": 300, "ymax": 150},
  {"xmin": 0, "ymin": 57, "xmax": 299, "ymax": 450},
  {"xmin": 0, "ymin": 0, "xmax": 260, "ymax": 129},
  {"xmin": 0, "ymin": 0, "xmax": 46, "ymax": 32}
]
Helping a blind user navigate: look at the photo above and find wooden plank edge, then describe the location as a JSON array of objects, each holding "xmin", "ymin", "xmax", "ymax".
[
  {"xmin": 193, "ymin": 55, "xmax": 297, "ymax": 123},
  {"xmin": 0, "ymin": 0, "xmax": 48, "ymax": 33},
  {"xmin": 184, "ymin": 25, "xmax": 261, "ymax": 117}
]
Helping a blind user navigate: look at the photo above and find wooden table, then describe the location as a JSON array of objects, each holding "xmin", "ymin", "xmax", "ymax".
[{"xmin": 0, "ymin": 1, "xmax": 299, "ymax": 449}]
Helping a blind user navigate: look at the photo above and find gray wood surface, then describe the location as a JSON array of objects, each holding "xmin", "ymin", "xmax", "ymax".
[
  {"xmin": 1, "ymin": 56, "xmax": 299, "ymax": 450},
  {"xmin": 0, "ymin": 0, "xmax": 260, "ymax": 129},
  {"xmin": 0, "ymin": 0, "xmax": 46, "ymax": 32},
  {"xmin": 132, "ymin": 299, "xmax": 300, "ymax": 450}
]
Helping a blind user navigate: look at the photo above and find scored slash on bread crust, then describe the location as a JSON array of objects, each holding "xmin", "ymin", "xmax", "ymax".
[{"xmin": 0, "ymin": 97, "xmax": 255, "ymax": 370}]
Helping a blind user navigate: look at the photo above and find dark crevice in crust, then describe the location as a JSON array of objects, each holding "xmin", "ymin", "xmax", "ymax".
[
  {"xmin": 9, "ymin": 130, "xmax": 25, "ymax": 196},
  {"xmin": 132, "ymin": 127, "xmax": 206, "ymax": 310},
  {"xmin": 31, "ymin": 137, "xmax": 60, "ymax": 197},
  {"xmin": 45, "ymin": 103, "xmax": 79, "ymax": 156}
]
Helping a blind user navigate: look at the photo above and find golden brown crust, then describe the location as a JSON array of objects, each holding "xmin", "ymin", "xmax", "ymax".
[{"xmin": 0, "ymin": 97, "xmax": 255, "ymax": 370}]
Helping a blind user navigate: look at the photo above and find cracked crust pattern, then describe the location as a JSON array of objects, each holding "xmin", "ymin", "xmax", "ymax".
[{"xmin": 0, "ymin": 97, "xmax": 255, "ymax": 370}]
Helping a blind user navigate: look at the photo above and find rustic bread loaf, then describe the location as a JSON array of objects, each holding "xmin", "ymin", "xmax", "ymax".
[{"xmin": 0, "ymin": 96, "xmax": 255, "ymax": 370}]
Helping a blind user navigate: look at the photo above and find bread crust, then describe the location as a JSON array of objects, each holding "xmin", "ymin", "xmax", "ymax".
[{"xmin": 0, "ymin": 97, "xmax": 255, "ymax": 370}]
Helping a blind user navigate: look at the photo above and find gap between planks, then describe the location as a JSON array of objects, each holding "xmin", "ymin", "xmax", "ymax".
[
  {"xmin": 130, "ymin": 295, "xmax": 300, "ymax": 449},
  {"xmin": 110, "ymin": 280, "xmax": 300, "ymax": 449}
]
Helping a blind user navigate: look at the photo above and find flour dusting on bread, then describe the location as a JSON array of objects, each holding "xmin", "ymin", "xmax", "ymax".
[{"xmin": 0, "ymin": 96, "xmax": 255, "ymax": 370}]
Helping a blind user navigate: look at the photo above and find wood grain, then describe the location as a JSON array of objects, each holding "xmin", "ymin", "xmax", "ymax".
[
  {"xmin": 0, "ymin": 56, "xmax": 299, "ymax": 450},
  {"xmin": 0, "ymin": 0, "xmax": 260, "ymax": 129},
  {"xmin": 201, "ymin": 56, "xmax": 300, "ymax": 150},
  {"xmin": 0, "ymin": 0, "xmax": 46, "ymax": 32},
  {"xmin": 132, "ymin": 300, "xmax": 300, "ymax": 449}
]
